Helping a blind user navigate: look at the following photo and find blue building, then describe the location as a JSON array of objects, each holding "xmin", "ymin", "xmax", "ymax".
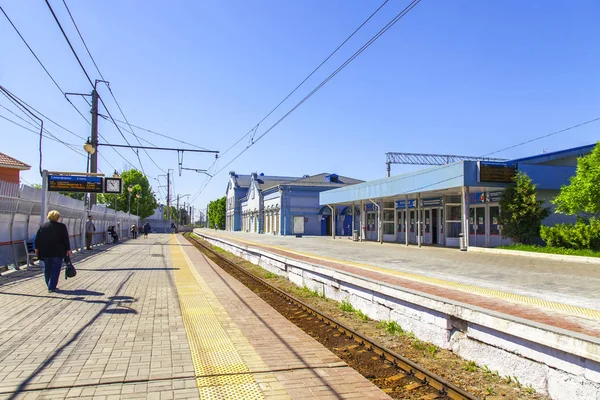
[
  {"xmin": 226, "ymin": 171, "xmax": 363, "ymax": 235},
  {"xmin": 319, "ymin": 144, "xmax": 594, "ymax": 248}
]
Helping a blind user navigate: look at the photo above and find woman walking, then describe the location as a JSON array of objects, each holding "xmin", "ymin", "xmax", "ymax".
[{"xmin": 34, "ymin": 210, "xmax": 71, "ymax": 292}]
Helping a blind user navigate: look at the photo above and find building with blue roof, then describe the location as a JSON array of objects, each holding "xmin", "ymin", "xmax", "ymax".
[
  {"xmin": 226, "ymin": 171, "xmax": 363, "ymax": 235},
  {"xmin": 319, "ymin": 144, "xmax": 595, "ymax": 248}
]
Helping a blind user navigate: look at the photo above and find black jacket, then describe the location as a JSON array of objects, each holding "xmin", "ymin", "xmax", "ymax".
[{"xmin": 35, "ymin": 221, "xmax": 71, "ymax": 258}]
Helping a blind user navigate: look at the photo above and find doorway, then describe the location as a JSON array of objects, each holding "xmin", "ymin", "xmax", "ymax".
[
  {"xmin": 469, "ymin": 206, "xmax": 486, "ymax": 247},
  {"xmin": 432, "ymin": 209, "xmax": 438, "ymax": 244},
  {"xmin": 366, "ymin": 211, "xmax": 378, "ymax": 241},
  {"xmin": 321, "ymin": 215, "xmax": 332, "ymax": 236}
]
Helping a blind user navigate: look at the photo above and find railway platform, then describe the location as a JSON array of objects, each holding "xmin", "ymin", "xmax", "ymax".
[
  {"xmin": 193, "ymin": 229, "xmax": 600, "ymax": 400},
  {"xmin": 193, "ymin": 229, "xmax": 600, "ymax": 337},
  {"xmin": 0, "ymin": 234, "xmax": 391, "ymax": 400}
]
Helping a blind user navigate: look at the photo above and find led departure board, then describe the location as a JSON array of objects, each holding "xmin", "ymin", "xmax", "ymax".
[
  {"xmin": 479, "ymin": 163, "xmax": 517, "ymax": 183},
  {"xmin": 48, "ymin": 175, "xmax": 104, "ymax": 193}
]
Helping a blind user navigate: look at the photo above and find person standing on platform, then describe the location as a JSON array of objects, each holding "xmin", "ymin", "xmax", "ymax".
[
  {"xmin": 143, "ymin": 222, "xmax": 151, "ymax": 239},
  {"xmin": 130, "ymin": 224, "xmax": 137, "ymax": 239},
  {"xmin": 34, "ymin": 210, "xmax": 71, "ymax": 292},
  {"xmin": 85, "ymin": 215, "xmax": 95, "ymax": 250}
]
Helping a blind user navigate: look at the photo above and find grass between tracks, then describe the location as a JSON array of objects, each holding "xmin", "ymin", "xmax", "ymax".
[
  {"xmin": 498, "ymin": 243, "xmax": 600, "ymax": 258},
  {"xmin": 186, "ymin": 233, "xmax": 547, "ymax": 400}
]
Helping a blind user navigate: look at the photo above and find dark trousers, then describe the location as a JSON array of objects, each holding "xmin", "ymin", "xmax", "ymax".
[
  {"xmin": 43, "ymin": 257, "xmax": 62, "ymax": 291},
  {"xmin": 86, "ymin": 233, "xmax": 93, "ymax": 249},
  {"xmin": 132, "ymin": 231, "xmax": 137, "ymax": 239}
]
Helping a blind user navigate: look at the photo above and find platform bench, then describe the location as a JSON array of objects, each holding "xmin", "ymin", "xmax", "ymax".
[{"xmin": 23, "ymin": 239, "xmax": 38, "ymax": 267}]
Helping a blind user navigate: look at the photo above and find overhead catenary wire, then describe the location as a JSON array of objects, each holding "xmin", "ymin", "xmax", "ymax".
[
  {"xmin": 0, "ymin": 4, "xmax": 90, "ymax": 124},
  {"xmin": 62, "ymin": 0, "xmax": 167, "ymax": 174},
  {"xmin": 219, "ymin": 0, "xmax": 391, "ymax": 159},
  {"xmin": 43, "ymin": 0, "xmax": 147, "ymax": 175},
  {"xmin": 113, "ymin": 119, "xmax": 209, "ymax": 150},
  {"xmin": 191, "ymin": 0, "xmax": 423, "ymax": 205},
  {"xmin": 0, "ymin": 114, "xmax": 83, "ymax": 155},
  {"xmin": 481, "ymin": 116, "xmax": 600, "ymax": 157}
]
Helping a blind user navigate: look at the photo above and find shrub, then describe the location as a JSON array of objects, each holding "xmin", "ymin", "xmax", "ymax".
[{"xmin": 541, "ymin": 218, "xmax": 600, "ymax": 250}]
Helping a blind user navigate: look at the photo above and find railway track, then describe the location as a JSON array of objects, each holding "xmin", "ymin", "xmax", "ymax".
[{"xmin": 185, "ymin": 233, "xmax": 479, "ymax": 400}]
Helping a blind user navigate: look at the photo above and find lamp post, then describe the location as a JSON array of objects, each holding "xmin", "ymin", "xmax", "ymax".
[
  {"xmin": 127, "ymin": 186, "xmax": 133, "ymax": 215},
  {"xmin": 113, "ymin": 170, "xmax": 119, "ymax": 240},
  {"xmin": 81, "ymin": 138, "xmax": 96, "ymax": 253},
  {"xmin": 136, "ymin": 193, "xmax": 141, "ymax": 217}
]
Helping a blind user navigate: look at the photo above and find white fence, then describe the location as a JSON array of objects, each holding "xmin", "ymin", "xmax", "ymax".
[{"xmin": 0, "ymin": 180, "xmax": 138, "ymax": 268}]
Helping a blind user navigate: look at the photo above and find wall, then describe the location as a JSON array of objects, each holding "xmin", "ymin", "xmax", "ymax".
[
  {"xmin": 195, "ymin": 231, "xmax": 600, "ymax": 400},
  {"xmin": 0, "ymin": 168, "xmax": 19, "ymax": 184},
  {"xmin": 0, "ymin": 180, "xmax": 138, "ymax": 268}
]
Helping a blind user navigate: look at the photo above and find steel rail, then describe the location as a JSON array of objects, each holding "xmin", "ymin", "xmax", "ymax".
[{"xmin": 186, "ymin": 234, "xmax": 479, "ymax": 400}]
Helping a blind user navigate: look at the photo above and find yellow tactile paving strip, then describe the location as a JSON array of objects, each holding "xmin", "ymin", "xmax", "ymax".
[
  {"xmin": 207, "ymin": 233, "xmax": 600, "ymax": 321},
  {"xmin": 170, "ymin": 236, "xmax": 265, "ymax": 399}
]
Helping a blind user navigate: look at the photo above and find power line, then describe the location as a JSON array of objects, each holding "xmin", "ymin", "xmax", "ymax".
[
  {"xmin": 481, "ymin": 116, "xmax": 600, "ymax": 157},
  {"xmin": 1, "ymin": 86, "xmax": 117, "ymax": 171},
  {"xmin": 0, "ymin": 4, "xmax": 90, "ymax": 124},
  {"xmin": 61, "ymin": 0, "xmax": 165, "ymax": 173},
  {"xmin": 43, "ymin": 0, "xmax": 94, "ymax": 87},
  {"xmin": 191, "ymin": 0, "xmax": 422, "ymax": 203},
  {"xmin": 193, "ymin": 0, "xmax": 421, "ymax": 204},
  {"xmin": 219, "ymin": 0, "xmax": 391, "ymax": 158},
  {"xmin": 0, "ymin": 88, "xmax": 86, "ymax": 141},
  {"xmin": 0, "ymin": 113, "xmax": 87, "ymax": 159},
  {"xmin": 113, "ymin": 119, "xmax": 209, "ymax": 150},
  {"xmin": 43, "ymin": 0, "xmax": 147, "ymax": 175},
  {"xmin": 61, "ymin": 0, "xmax": 105, "ymax": 82}
]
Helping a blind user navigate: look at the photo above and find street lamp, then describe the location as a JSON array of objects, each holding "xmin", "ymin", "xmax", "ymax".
[
  {"xmin": 136, "ymin": 193, "xmax": 141, "ymax": 217},
  {"xmin": 113, "ymin": 170, "xmax": 119, "ymax": 239},
  {"xmin": 127, "ymin": 186, "xmax": 133, "ymax": 215},
  {"xmin": 83, "ymin": 138, "xmax": 96, "ymax": 155}
]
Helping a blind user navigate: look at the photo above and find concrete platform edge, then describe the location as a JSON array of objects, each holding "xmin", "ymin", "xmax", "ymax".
[{"xmin": 468, "ymin": 245, "xmax": 600, "ymax": 264}]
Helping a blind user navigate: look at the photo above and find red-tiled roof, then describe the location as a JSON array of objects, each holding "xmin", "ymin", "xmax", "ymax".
[{"xmin": 0, "ymin": 152, "xmax": 31, "ymax": 170}]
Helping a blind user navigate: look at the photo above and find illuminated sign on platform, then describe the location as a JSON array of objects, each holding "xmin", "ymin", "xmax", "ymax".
[
  {"xmin": 479, "ymin": 163, "xmax": 517, "ymax": 183},
  {"xmin": 48, "ymin": 175, "xmax": 103, "ymax": 193}
]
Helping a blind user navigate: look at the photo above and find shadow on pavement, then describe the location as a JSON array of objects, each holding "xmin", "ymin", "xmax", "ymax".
[
  {"xmin": 55, "ymin": 289, "xmax": 104, "ymax": 296},
  {"xmin": 6, "ymin": 274, "xmax": 136, "ymax": 400},
  {"xmin": 77, "ymin": 267, "xmax": 179, "ymax": 272}
]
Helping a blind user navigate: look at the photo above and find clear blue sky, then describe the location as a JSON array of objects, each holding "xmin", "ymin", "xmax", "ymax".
[{"xmin": 1, "ymin": 0, "xmax": 599, "ymax": 215}]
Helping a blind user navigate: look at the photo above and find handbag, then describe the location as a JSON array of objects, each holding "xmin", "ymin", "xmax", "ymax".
[{"xmin": 64, "ymin": 256, "xmax": 77, "ymax": 279}]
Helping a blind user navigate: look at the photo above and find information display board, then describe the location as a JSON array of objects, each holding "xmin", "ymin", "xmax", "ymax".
[
  {"xmin": 479, "ymin": 163, "xmax": 516, "ymax": 183},
  {"xmin": 48, "ymin": 175, "xmax": 104, "ymax": 193}
]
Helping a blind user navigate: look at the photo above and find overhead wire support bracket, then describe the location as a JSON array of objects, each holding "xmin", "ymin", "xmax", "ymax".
[
  {"xmin": 385, "ymin": 152, "xmax": 508, "ymax": 177},
  {"xmin": 181, "ymin": 167, "xmax": 212, "ymax": 177},
  {"xmin": 96, "ymin": 143, "xmax": 219, "ymax": 154}
]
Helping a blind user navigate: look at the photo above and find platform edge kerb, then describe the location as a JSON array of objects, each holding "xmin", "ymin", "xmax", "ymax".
[
  {"xmin": 193, "ymin": 231, "xmax": 600, "ymax": 362},
  {"xmin": 468, "ymin": 246, "xmax": 600, "ymax": 265}
]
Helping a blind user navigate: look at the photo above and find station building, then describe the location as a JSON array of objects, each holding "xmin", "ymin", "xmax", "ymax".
[
  {"xmin": 225, "ymin": 171, "xmax": 363, "ymax": 235},
  {"xmin": 319, "ymin": 144, "xmax": 594, "ymax": 248}
]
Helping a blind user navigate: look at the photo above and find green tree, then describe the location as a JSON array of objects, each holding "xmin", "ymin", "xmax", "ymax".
[
  {"xmin": 498, "ymin": 172, "xmax": 549, "ymax": 244},
  {"xmin": 552, "ymin": 142, "xmax": 600, "ymax": 219},
  {"xmin": 98, "ymin": 169, "xmax": 158, "ymax": 219},
  {"xmin": 63, "ymin": 192, "xmax": 85, "ymax": 201},
  {"xmin": 207, "ymin": 197, "xmax": 226, "ymax": 229},
  {"xmin": 164, "ymin": 206, "xmax": 178, "ymax": 221}
]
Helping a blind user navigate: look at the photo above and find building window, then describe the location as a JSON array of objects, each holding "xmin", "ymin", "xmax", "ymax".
[
  {"xmin": 447, "ymin": 205, "xmax": 461, "ymax": 221},
  {"xmin": 383, "ymin": 223, "xmax": 395, "ymax": 235},
  {"xmin": 383, "ymin": 210, "xmax": 395, "ymax": 222},
  {"xmin": 397, "ymin": 211, "xmax": 404, "ymax": 232},
  {"xmin": 490, "ymin": 206, "xmax": 500, "ymax": 235}
]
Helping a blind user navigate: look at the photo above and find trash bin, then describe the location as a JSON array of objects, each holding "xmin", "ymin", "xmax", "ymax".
[
  {"xmin": 352, "ymin": 230, "xmax": 359, "ymax": 242},
  {"xmin": 459, "ymin": 233, "xmax": 467, "ymax": 251}
]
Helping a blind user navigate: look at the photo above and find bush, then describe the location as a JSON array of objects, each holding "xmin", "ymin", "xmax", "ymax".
[{"xmin": 540, "ymin": 218, "xmax": 600, "ymax": 251}]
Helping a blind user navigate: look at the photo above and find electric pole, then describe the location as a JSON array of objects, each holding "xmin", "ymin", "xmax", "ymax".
[
  {"xmin": 166, "ymin": 170, "xmax": 171, "ymax": 223},
  {"xmin": 176, "ymin": 195, "xmax": 180, "ymax": 224},
  {"xmin": 89, "ymin": 87, "xmax": 99, "ymax": 207}
]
